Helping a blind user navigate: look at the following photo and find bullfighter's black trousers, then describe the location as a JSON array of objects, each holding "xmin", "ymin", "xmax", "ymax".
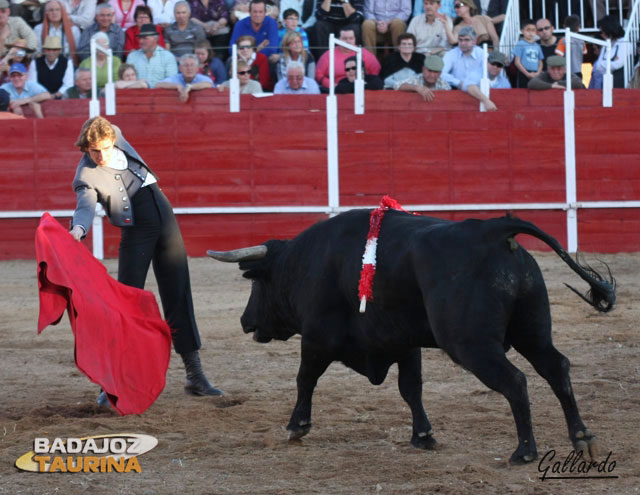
[{"xmin": 117, "ymin": 183, "xmax": 201, "ymax": 355}]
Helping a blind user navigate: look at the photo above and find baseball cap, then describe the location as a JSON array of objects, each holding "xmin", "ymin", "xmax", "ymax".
[
  {"xmin": 424, "ymin": 55, "xmax": 444, "ymax": 72},
  {"xmin": 9, "ymin": 63, "xmax": 27, "ymax": 74},
  {"xmin": 488, "ymin": 51, "xmax": 507, "ymax": 65},
  {"xmin": 547, "ymin": 55, "xmax": 566, "ymax": 67},
  {"xmin": 0, "ymin": 0, "xmax": 10, "ymax": 9}
]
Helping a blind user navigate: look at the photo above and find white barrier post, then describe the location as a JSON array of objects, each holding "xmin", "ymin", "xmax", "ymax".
[
  {"xmin": 354, "ymin": 48, "xmax": 364, "ymax": 114},
  {"xmin": 230, "ymin": 44, "xmax": 240, "ymax": 112},
  {"xmin": 89, "ymin": 38, "xmax": 115, "ymax": 117},
  {"xmin": 104, "ymin": 48, "xmax": 115, "ymax": 115},
  {"xmin": 89, "ymin": 38, "xmax": 100, "ymax": 118},
  {"xmin": 563, "ymin": 28, "xmax": 578, "ymax": 253},
  {"xmin": 92, "ymin": 204, "xmax": 105, "ymax": 259},
  {"xmin": 602, "ymin": 39, "xmax": 613, "ymax": 107},
  {"xmin": 479, "ymin": 43, "xmax": 490, "ymax": 112},
  {"xmin": 327, "ymin": 34, "xmax": 340, "ymax": 213}
]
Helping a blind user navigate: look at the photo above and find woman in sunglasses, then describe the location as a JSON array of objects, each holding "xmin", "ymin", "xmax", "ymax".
[
  {"xmin": 452, "ymin": 0, "xmax": 498, "ymax": 48},
  {"xmin": 217, "ymin": 59, "xmax": 263, "ymax": 93},
  {"xmin": 225, "ymin": 34, "xmax": 272, "ymax": 90}
]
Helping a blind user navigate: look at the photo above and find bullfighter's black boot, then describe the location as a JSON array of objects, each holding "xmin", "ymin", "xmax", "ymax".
[{"xmin": 180, "ymin": 351, "xmax": 224, "ymax": 396}]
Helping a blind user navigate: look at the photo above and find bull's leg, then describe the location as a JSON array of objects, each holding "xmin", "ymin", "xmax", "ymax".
[
  {"xmin": 397, "ymin": 349, "xmax": 436, "ymax": 450},
  {"xmin": 286, "ymin": 343, "xmax": 331, "ymax": 441},
  {"xmin": 457, "ymin": 345, "xmax": 538, "ymax": 464}
]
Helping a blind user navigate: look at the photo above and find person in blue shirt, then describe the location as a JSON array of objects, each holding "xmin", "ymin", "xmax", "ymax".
[
  {"xmin": 512, "ymin": 19, "xmax": 543, "ymax": 88},
  {"xmin": 440, "ymin": 25, "xmax": 483, "ymax": 89},
  {"xmin": 229, "ymin": 0, "xmax": 279, "ymax": 61},
  {"xmin": 277, "ymin": 8, "xmax": 310, "ymax": 51},
  {"xmin": 0, "ymin": 63, "xmax": 51, "ymax": 118},
  {"xmin": 273, "ymin": 60, "xmax": 320, "ymax": 93},
  {"xmin": 462, "ymin": 49, "xmax": 510, "ymax": 111},
  {"xmin": 156, "ymin": 53, "xmax": 214, "ymax": 101}
]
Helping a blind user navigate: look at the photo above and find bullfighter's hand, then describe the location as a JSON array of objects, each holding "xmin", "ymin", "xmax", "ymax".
[{"xmin": 69, "ymin": 225, "xmax": 84, "ymax": 241}]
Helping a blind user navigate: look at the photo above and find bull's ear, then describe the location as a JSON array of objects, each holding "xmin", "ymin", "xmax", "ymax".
[{"xmin": 241, "ymin": 268, "xmax": 268, "ymax": 280}]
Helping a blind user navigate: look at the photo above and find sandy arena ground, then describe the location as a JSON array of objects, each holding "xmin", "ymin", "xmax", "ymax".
[{"xmin": 0, "ymin": 250, "xmax": 639, "ymax": 494}]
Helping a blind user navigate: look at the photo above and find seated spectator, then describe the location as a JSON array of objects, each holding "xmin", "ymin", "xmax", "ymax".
[
  {"xmin": 195, "ymin": 39, "xmax": 226, "ymax": 83},
  {"xmin": 63, "ymin": 66, "xmax": 91, "ymax": 98},
  {"xmin": 528, "ymin": 55, "xmax": 585, "ymax": 90},
  {"xmin": 380, "ymin": 32, "xmax": 425, "ymax": 88},
  {"xmin": 315, "ymin": 27, "xmax": 380, "ymax": 89},
  {"xmin": 1, "ymin": 38, "xmax": 35, "ymax": 84},
  {"xmin": 393, "ymin": 54, "xmax": 450, "ymax": 101},
  {"xmin": 79, "ymin": 32, "xmax": 122, "ymax": 90},
  {"xmin": 77, "ymin": 4, "xmax": 126, "ymax": 60},
  {"xmin": 229, "ymin": 0, "xmax": 279, "ymax": 62},
  {"xmin": 114, "ymin": 62, "xmax": 149, "ymax": 88},
  {"xmin": 188, "ymin": 0, "xmax": 230, "ymax": 57},
  {"xmin": 535, "ymin": 18, "xmax": 558, "ymax": 71},
  {"xmin": 28, "ymin": 36, "xmax": 74, "ymax": 99},
  {"xmin": 407, "ymin": 0, "xmax": 455, "ymax": 57},
  {"xmin": 217, "ymin": 59, "xmax": 263, "ymax": 93},
  {"xmin": 59, "ymin": 0, "xmax": 97, "ymax": 30},
  {"xmin": 109, "ymin": 0, "xmax": 146, "ymax": 30},
  {"xmin": 0, "ymin": 1, "xmax": 38, "ymax": 56},
  {"xmin": 278, "ymin": 0, "xmax": 318, "ymax": 30},
  {"xmin": 34, "ymin": 1, "xmax": 80, "ymax": 64},
  {"xmin": 461, "ymin": 49, "xmax": 510, "ymax": 111},
  {"xmin": 314, "ymin": 0, "xmax": 365, "ymax": 58},
  {"xmin": 361, "ymin": 0, "xmax": 412, "ymax": 58},
  {"xmin": 630, "ymin": 41, "xmax": 640, "ymax": 89},
  {"xmin": 412, "ymin": 0, "xmax": 455, "ymax": 18},
  {"xmin": 229, "ymin": 0, "xmax": 250, "ymax": 24},
  {"xmin": 164, "ymin": 1, "xmax": 207, "ymax": 58},
  {"xmin": 335, "ymin": 55, "xmax": 383, "ymax": 93},
  {"xmin": 156, "ymin": 52, "xmax": 213, "ymax": 101},
  {"xmin": 124, "ymin": 6, "xmax": 166, "ymax": 58},
  {"xmin": 452, "ymin": 0, "xmax": 499, "ymax": 48},
  {"xmin": 273, "ymin": 60, "xmax": 320, "ymax": 93},
  {"xmin": 225, "ymin": 35, "xmax": 272, "ymax": 90},
  {"xmin": 589, "ymin": 15, "xmax": 628, "ymax": 89},
  {"xmin": 147, "ymin": 0, "xmax": 179, "ymax": 26},
  {"xmin": 440, "ymin": 25, "xmax": 482, "ymax": 89},
  {"xmin": 126, "ymin": 23, "xmax": 178, "ymax": 88},
  {"xmin": 0, "ymin": 86, "xmax": 8, "ymax": 110},
  {"xmin": 277, "ymin": 8, "xmax": 310, "ymax": 54},
  {"xmin": 0, "ymin": 62, "xmax": 51, "ymax": 118},
  {"xmin": 276, "ymin": 31, "xmax": 315, "ymax": 81},
  {"xmin": 512, "ymin": 18, "xmax": 542, "ymax": 88},
  {"xmin": 554, "ymin": 15, "xmax": 586, "ymax": 78}
]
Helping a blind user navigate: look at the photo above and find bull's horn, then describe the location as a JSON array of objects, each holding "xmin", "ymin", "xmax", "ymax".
[{"xmin": 207, "ymin": 245, "xmax": 268, "ymax": 262}]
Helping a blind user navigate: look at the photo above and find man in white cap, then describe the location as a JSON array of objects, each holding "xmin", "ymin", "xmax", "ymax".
[
  {"xmin": 0, "ymin": 62, "xmax": 51, "ymax": 117},
  {"xmin": 393, "ymin": 53, "xmax": 450, "ymax": 101},
  {"xmin": 29, "ymin": 36, "xmax": 74, "ymax": 99}
]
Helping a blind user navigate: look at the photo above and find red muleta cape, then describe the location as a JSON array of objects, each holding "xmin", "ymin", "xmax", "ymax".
[{"xmin": 35, "ymin": 213, "xmax": 172, "ymax": 415}]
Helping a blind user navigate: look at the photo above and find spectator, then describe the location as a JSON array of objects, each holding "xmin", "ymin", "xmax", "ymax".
[
  {"xmin": 440, "ymin": 25, "xmax": 482, "ymax": 89},
  {"xmin": 313, "ymin": 0, "xmax": 364, "ymax": 56},
  {"xmin": 276, "ymin": 30, "xmax": 315, "ymax": 81},
  {"xmin": 124, "ymin": 6, "xmax": 166, "ymax": 58},
  {"xmin": 1, "ymin": 38, "xmax": 35, "ymax": 84},
  {"xmin": 591, "ymin": 0, "xmax": 631, "ymax": 22},
  {"xmin": 484, "ymin": 0, "xmax": 508, "ymax": 34},
  {"xmin": 28, "ymin": 36, "xmax": 73, "ymax": 98},
  {"xmin": 452, "ymin": 0, "xmax": 498, "ymax": 48},
  {"xmin": 273, "ymin": 59, "xmax": 320, "ymax": 93},
  {"xmin": 335, "ymin": 54, "xmax": 382, "ymax": 93},
  {"xmin": 279, "ymin": 0, "xmax": 318, "ymax": 29},
  {"xmin": 528, "ymin": 55, "xmax": 585, "ymax": 90},
  {"xmin": 126, "ymin": 23, "xmax": 178, "ymax": 88},
  {"xmin": 0, "ymin": 62, "xmax": 51, "ymax": 118},
  {"xmin": 79, "ymin": 32, "xmax": 122, "ymax": 90},
  {"xmin": 147, "ymin": 0, "xmax": 179, "ymax": 26},
  {"xmin": 412, "ymin": 0, "xmax": 455, "ymax": 18},
  {"xmin": 188, "ymin": 0, "xmax": 230, "ymax": 57},
  {"xmin": 58, "ymin": 0, "xmax": 97, "ymax": 30},
  {"xmin": 555, "ymin": 15, "xmax": 586, "ymax": 79},
  {"xmin": 0, "ymin": 1, "xmax": 38, "ymax": 55},
  {"xmin": 164, "ymin": 1, "xmax": 206, "ymax": 58},
  {"xmin": 109, "ymin": 0, "xmax": 145, "ymax": 30},
  {"xmin": 462, "ymin": 49, "xmax": 510, "ymax": 111},
  {"xmin": 217, "ymin": 59, "xmax": 263, "ymax": 92},
  {"xmin": 195, "ymin": 39, "xmax": 226, "ymax": 83},
  {"xmin": 225, "ymin": 34, "xmax": 272, "ymax": 89},
  {"xmin": 156, "ymin": 52, "xmax": 213, "ymax": 101},
  {"xmin": 315, "ymin": 27, "xmax": 380, "ymax": 89},
  {"xmin": 407, "ymin": 0, "xmax": 455, "ymax": 57},
  {"xmin": 229, "ymin": 0, "xmax": 251, "ymax": 24},
  {"xmin": 114, "ymin": 62, "xmax": 149, "ymax": 88},
  {"xmin": 229, "ymin": 0, "xmax": 279, "ymax": 61},
  {"xmin": 34, "ymin": 1, "xmax": 80, "ymax": 64},
  {"xmin": 361, "ymin": 0, "xmax": 412, "ymax": 58},
  {"xmin": 630, "ymin": 41, "xmax": 640, "ymax": 89},
  {"xmin": 535, "ymin": 17, "xmax": 558, "ymax": 71},
  {"xmin": 512, "ymin": 18, "xmax": 542, "ymax": 88},
  {"xmin": 77, "ymin": 4, "xmax": 126, "ymax": 60},
  {"xmin": 0, "ymin": 86, "xmax": 8, "ymax": 110},
  {"xmin": 589, "ymin": 14, "xmax": 628, "ymax": 89},
  {"xmin": 393, "ymin": 54, "xmax": 450, "ymax": 101},
  {"xmin": 380, "ymin": 32, "xmax": 425, "ymax": 88},
  {"xmin": 277, "ymin": 8, "xmax": 310, "ymax": 53},
  {"xmin": 63, "ymin": 65, "xmax": 91, "ymax": 97}
]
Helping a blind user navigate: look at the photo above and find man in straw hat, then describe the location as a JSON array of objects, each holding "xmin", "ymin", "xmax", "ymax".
[{"xmin": 30, "ymin": 35, "xmax": 73, "ymax": 98}]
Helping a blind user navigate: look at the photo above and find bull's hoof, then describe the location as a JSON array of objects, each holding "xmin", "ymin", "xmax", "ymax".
[
  {"xmin": 509, "ymin": 447, "xmax": 538, "ymax": 465},
  {"xmin": 573, "ymin": 429, "xmax": 598, "ymax": 460},
  {"xmin": 411, "ymin": 431, "xmax": 437, "ymax": 450},
  {"xmin": 287, "ymin": 421, "xmax": 311, "ymax": 441}
]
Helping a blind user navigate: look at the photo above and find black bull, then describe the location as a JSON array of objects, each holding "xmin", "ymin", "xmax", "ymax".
[{"xmin": 208, "ymin": 210, "xmax": 616, "ymax": 464}]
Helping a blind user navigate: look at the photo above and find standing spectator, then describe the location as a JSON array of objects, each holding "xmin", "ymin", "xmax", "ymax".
[
  {"xmin": 555, "ymin": 15, "xmax": 586, "ymax": 79},
  {"xmin": 225, "ymin": 34, "xmax": 272, "ymax": 89},
  {"xmin": 407, "ymin": 0, "xmax": 455, "ymax": 56},
  {"xmin": 313, "ymin": 0, "xmax": 364, "ymax": 56},
  {"xmin": 77, "ymin": 4, "xmax": 126, "ymax": 60},
  {"xmin": 0, "ymin": 1, "xmax": 38, "ymax": 55},
  {"xmin": 147, "ymin": 0, "xmax": 179, "ymax": 26},
  {"xmin": 217, "ymin": 59, "xmax": 263, "ymax": 92},
  {"xmin": 34, "ymin": 1, "xmax": 80, "ymax": 64},
  {"xmin": 277, "ymin": 8, "xmax": 310, "ymax": 52},
  {"xmin": 164, "ymin": 1, "xmax": 206, "ymax": 58},
  {"xmin": 127, "ymin": 23, "xmax": 178, "ymax": 87},
  {"xmin": 63, "ymin": 65, "xmax": 91, "ymax": 97},
  {"xmin": 589, "ymin": 15, "xmax": 628, "ymax": 89},
  {"xmin": 512, "ymin": 19, "xmax": 543, "ymax": 88},
  {"xmin": 462, "ymin": 49, "xmax": 510, "ymax": 111},
  {"xmin": 279, "ymin": 0, "xmax": 318, "ymax": 30},
  {"xmin": 275, "ymin": 30, "xmax": 315, "ymax": 81},
  {"xmin": 361, "ymin": 0, "xmax": 412, "ymax": 58},
  {"xmin": 335, "ymin": 54, "xmax": 382, "ymax": 92},
  {"xmin": 440, "ymin": 25, "xmax": 482, "ymax": 88},
  {"xmin": 380, "ymin": 32, "xmax": 425, "ymax": 88},
  {"xmin": 0, "ymin": 62, "xmax": 51, "ymax": 118},
  {"xmin": 1, "ymin": 38, "xmax": 35, "ymax": 84},
  {"xmin": 229, "ymin": 0, "xmax": 279, "ymax": 60},
  {"xmin": 109, "ymin": 0, "xmax": 145, "ymax": 30},
  {"xmin": 452, "ymin": 0, "xmax": 498, "ymax": 48},
  {"xmin": 315, "ymin": 27, "xmax": 380, "ymax": 89},
  {"xmin": 79, "ymin": 32, "xmax": 122, "ymax": 90},
  {"xmin": 535, "ymin": 17, "xmax": 558, "ymax": 71},
  {"xmin": 393, "ymin": 54, "xmax": 450, "ymax": 101},
  {"xmin": 114, "ymin": 62, "xmax": 149, "ymax": 88},
  {"xmin": 156, "ymin": 52, "xmax": 213, "ymax": 101},
  {"xmin": 195, "ymin": 39, "xmax": 226, "ymax": 83},
  {"xmin": 188, "ymin": 0, "xmax": 230, "ymax": 58},
  {"xmin": 273, "ymin": 60, "xmax": 320, "ymax": 93},
  {"xmin": 529, "ymin": 55, "xmax": 585, "ymax": 90},
  {"xmin": 124, "ymin": 6, "xmax": 166, "ymax": 58},
  {"xmin": 59, "ymin": 0, "xmax": 97, "ymax": 30},
  {"xmin": 29, "ymin": 36, "xmax": 74, "ymax": 98}
]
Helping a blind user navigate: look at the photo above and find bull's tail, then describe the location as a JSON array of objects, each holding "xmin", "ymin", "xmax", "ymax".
[{"xmin": 487, "ymin": 216, "xmax": 616, "ymax": 313}]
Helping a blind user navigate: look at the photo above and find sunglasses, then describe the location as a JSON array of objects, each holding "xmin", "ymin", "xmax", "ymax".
[
  {"xmin": 238, "ymin": 45, "xmax": 253, "ymax": 49},
  {"xmin": 490, "ymin": 62, "xmax": 504, "ymax": 68},
  {"xmin": 454, "ymin": 3, "xmax": 465, "ymax": 8},
  {"xmin": 537, "ymin": 26, "xmax": 552, "ymax": 31},
  {"xmin": 237, "ymin": 70, "xmax": 250, "ymax": 75},
  {"xmin": 345, "ymin": 66, "xmax": 357, "ymax": 72}
]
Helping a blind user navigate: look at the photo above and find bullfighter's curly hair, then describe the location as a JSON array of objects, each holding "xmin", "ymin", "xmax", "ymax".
[{"xmin": 75, "ymin": 116, "xmax": 116, "ymax": 152}]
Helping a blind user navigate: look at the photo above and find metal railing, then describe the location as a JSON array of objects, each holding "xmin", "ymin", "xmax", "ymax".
[
  {"xmin": 89, "ymin": 37, "xmax": 116, "ymax": 118},
  {"xmin": 623, "ymin": 0, "xmax": 640, "ymax": 84}
]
